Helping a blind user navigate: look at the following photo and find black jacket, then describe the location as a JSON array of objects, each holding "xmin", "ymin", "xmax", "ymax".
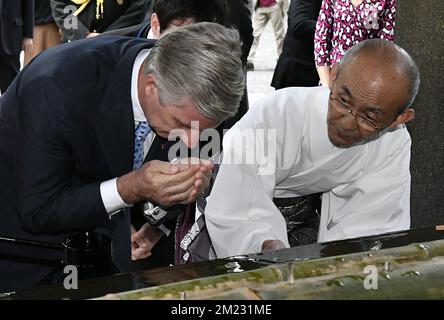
[
  {"xmin": 50, "ymin": 0, "xmax": 147, "ymax": 42},
  {"xmin": 271, "ymin": 0, "xmax": 322, "ymax": 89},
  {"xmin": 0, "ymin": 0, "xmax": 34, "ymax": 55},
  {"xmin": 0, "ymin": 36, "xmax": 156, "ymax": 292},
  {"xmin": 226, "ymin": 0, "xmax": 253, "ymax": 66},
  {"xmin": 222, "ymin": 0, "xmax": 253, "ymax": 128},
  {"xmin": 35, "ymin": 0, "xmax": 55, "ymax": 25}
]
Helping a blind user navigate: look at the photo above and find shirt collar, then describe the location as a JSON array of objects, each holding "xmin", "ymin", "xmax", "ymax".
[
  {"xmin": 131, "ymin": 49, "xmax": 151, "ymax": 123},
  {"xmin": 147, "ymin": 28, "xmax": 155, "ymax": 40}
]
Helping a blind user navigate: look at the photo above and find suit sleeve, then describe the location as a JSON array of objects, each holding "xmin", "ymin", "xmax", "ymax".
[
  {"xmin": 22, "ymin": 0, "xmax": 35, "ymax": 38},
  {"xmin": 15, "ymin": 78, "xmax": 112, "ymax": 234},
  {"xmin": 105, "ymin": 0, "xmax": 147, "ymax": 32},
  {"xmin": 288, "ymin": 0, "xmax": 318, "ymax": 39},
  {"xmin": 50, "ymin": 0, "xmax": 90, "ymax": 41}
]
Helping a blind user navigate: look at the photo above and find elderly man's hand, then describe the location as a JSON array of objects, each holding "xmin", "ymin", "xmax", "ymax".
[
  {"xmin": 261, "ymin": 239, "xmax": 286, "ymax": 252},
  {"xmin": 131, "ymin": 223, "xmax": 162, "ymax": 260},
  {"xmin": 117, "ymin": 159, "xmax": 213, "ymax": 207}
]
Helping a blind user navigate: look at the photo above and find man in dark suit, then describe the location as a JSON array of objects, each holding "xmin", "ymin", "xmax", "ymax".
[
  {"xmin": 271, "ymin": 0, "xmax": 322, "ymax": 89},
  {"xmin": 104, "ymin": 0, "xmax": 252, "ymax": 130},
  {"xmin": 0, "ymin": 22, "xmax": 244, "ymax": 293},
  {"xmin": 104, "ymin": 0, "xmax": 253, "ymax": 267},
  {"xmin": 0, "ymin": 0, "xmax": 34, "ymax": 94},
  {"xmin": 149, "ymin": 0, "xmax": 253, "ymax": 128},
  {"xmin": 104, "ymin": 0, "xmax": 253, "ymax": 129}
]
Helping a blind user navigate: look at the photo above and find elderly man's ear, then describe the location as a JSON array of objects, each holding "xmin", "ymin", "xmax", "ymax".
[
  {"xmin": 389, "ymin": 108, "xmax": 415, "ymax": 128},
  {"xmin": 329, "ymin": 64, "xmax": 339, "ymax": 91}
]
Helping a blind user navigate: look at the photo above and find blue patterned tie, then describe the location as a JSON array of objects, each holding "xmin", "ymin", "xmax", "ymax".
[{"xmin": 133, "ymin": 121, "xmax": 151, "ymax": 170}]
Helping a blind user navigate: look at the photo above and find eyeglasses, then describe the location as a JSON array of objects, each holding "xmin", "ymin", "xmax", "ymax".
[{"xmin": 329, "ymin": 93, "xmax": 385, "ymax": 132}]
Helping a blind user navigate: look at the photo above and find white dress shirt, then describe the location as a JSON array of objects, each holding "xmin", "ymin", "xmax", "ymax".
[{"xmin": 205, "ymin": 86, "xmax": 411, "ymax": 258}]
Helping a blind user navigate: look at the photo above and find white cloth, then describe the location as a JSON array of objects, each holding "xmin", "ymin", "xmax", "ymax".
[
  {"xmin": 205, "ymin": 86, "xmax": 411, "ymax": 258},
  {"xmin": 147, "ymin": 28, "xmax": 155, "ymax": 40},
  {"xmin": 100, "ymin": 49, "xmax": 155, "ymax": 215}
]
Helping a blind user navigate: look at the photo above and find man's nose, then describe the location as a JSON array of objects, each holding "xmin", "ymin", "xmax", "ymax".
[
  {"xmin": 181, "ymin": 130, "xmax": 200, "ymax": 149},
  {"xmin": 341, "ymin": 113, "xmax": 359, "ymax": 131}
]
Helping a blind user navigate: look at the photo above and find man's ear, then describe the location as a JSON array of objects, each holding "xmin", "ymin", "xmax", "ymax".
[
  {"xmin": 389, "ymin": 108, "xmax": 415, "ymax": 128},
  {"xmin": 143, "ymin": 74, "xmax": 157, "ymax": 96},
  {"xmin": 150, "ymin": 13, "xmax": 161, "ymax": 39},
  {"xmin": 329, "ymin": 64, "xmax": 339, "ymax": 91}
]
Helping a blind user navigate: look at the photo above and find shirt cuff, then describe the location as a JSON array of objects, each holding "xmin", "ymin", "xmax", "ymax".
[{"xmin": 100, "ymin": 178, "xmax": 132, "ymax": 218}]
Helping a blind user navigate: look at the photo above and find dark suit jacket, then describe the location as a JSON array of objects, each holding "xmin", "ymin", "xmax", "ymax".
[
  {"xmin": 102, "ymin": 21, "xmax": 151, "ymax": 38},
  {"xmin": 0, "ymin": 0, "xmax": 34, "ymax": 55},
  {"xmin": 271, "ymin": 0, "xmax": 322, "ymax": 89},
  {"xmin": 0, "ymin": 36, "xmax": 156, "ymax": 292},
  {"xmin": 50, "ymin": 0, "xmax": 147, "ymax": 42},
  {"xmin": 35, "ymin": 0, "xmax": 55, "ymax": 25},
  {"xmin": 226, "ymin": 0, "xmax": 253, "ymax": 67},
  {"xmin": 222, "ymin": 0, "xmax": 253, "ymax": 129}
]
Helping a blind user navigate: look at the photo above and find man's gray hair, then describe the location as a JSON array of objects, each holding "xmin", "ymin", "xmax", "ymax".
[
  {"xmin": 143, "ymin": 22, "xmax": 245, "ymax": 123},
  {"xmin": 339, "ymin": 39, "xmax": 421, "ymax": 112}
]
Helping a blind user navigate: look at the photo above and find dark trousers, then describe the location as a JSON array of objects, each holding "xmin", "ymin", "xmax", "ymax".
[{"xmin": 0, "ymin": 43, "xmax": 20, "ymax": 94}]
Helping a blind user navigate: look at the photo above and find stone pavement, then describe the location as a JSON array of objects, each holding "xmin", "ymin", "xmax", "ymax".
[{"xmin": 246, "ymin": 21, "xmax": 282, "ymax": 107}]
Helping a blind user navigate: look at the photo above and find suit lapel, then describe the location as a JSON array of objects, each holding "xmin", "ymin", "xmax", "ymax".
[{"xmin": 95, "ymin": 40, "xmax": 157, "ymax": 178}]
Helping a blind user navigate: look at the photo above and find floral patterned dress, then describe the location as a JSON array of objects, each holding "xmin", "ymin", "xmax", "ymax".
[{"xmin": 314, "ymin": 0, "xmax": 396, "ymax": 67}]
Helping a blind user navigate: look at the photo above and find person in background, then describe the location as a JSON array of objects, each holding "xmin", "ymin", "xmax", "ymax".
[
  {"xmin": 247, "ymin": 0, "xmax": 288, "ymax": 71},
  {"xmin": 0, "ymin": 0, "xmax": 34, "ymax": 94},
  {"xmin": 103, "ymin": 0, "xmax": 227, "ymax": 39},
  {"xmin": 271, "ymin": 0, "xmax": 322, "ymax": 89},
  {"xmin": 315, "ymin": 0, "xmax": 397, "ymax": 86},
  {"xmin": 24, "ymin": 0, "xmax": 62, "ymax": 65},
  {"xmin": 224, "ymin": 0, "xmax": 253, "ymax": 128},
  {"xmin": 50, "ymin": 0, "xmax": 147, "ymax": 42}
]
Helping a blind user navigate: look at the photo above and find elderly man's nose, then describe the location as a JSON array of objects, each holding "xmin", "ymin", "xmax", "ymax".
[{"xmin": 342, "ymin": 113, "xmax": 359, "ymax": 130}]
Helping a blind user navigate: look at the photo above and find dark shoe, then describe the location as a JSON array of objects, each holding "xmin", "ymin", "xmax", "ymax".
[{"xmin": 246, "ymin": 61, "xmax": 254, "ymax": 71}]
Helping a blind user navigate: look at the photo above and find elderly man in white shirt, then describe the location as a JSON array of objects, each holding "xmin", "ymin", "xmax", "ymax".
[{"xmin": 205, "ymin": 38, "xmax": 420, "ymax": 258}]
